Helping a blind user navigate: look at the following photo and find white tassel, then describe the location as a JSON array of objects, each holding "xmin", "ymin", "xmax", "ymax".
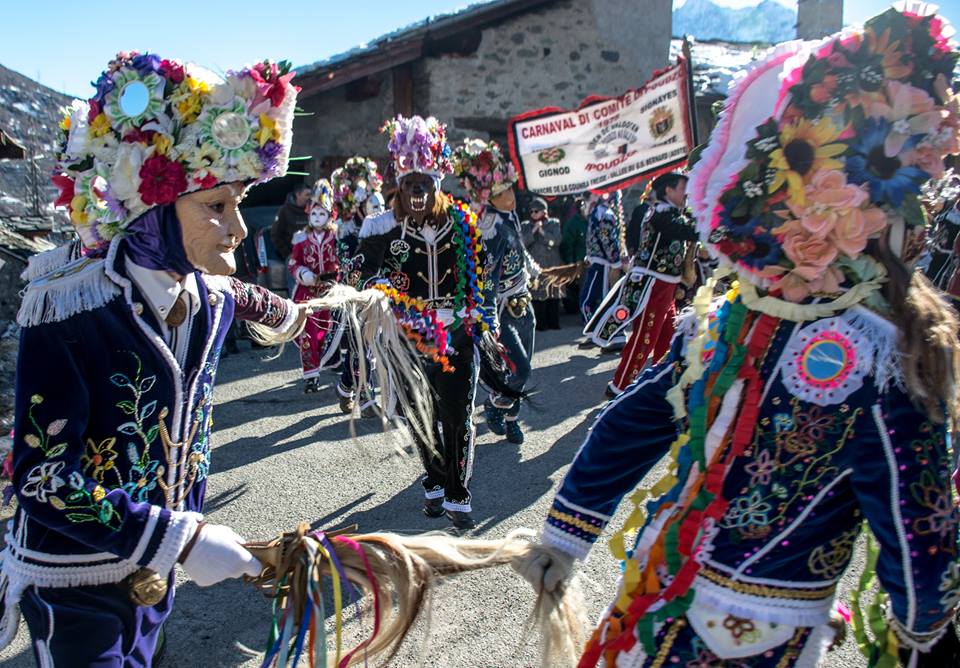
[
  {"xmin": 845, "ymin": 306, "xmax": 903, "ymax": 392},
  {"xmin": 19, "ymin": 242, "xmax": 78, "ymax": 282},
  {"xmin": 17, "ymin": 257, "xmax": 120, "ymax": 328},
  {"xmin": 359, "ymin": 210, "xmax": 399, "ymax": 239}
]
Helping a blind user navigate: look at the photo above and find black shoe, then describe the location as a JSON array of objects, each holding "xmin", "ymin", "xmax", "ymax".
[
  {"xmin": 604, "ymin": 385, "xmax": 617, "ymax": 400},
  {"xmin": 423, "ymin": 498, "xmax": 445, "ymax": 518},
  {"xmin": 304, "ymin": 378, "xmax": 319, "ymax": 393},
  {"xmin": 505, "ymin": 420, "xmax": 524, "ymax": 444},
  {"xmin": 445, "ymin": 510, "xmax": 476, "ymax": 533},
  {"xmin": 577, "ymin": 339, "xmax": 596, "ymax": 350},
  {"xmin": 484, "ymin": 402, "xmax": 506, "ymax": 436},
  {"xmin": 338, "ymin": 394, "xmax": 355, "ymax": 414}
]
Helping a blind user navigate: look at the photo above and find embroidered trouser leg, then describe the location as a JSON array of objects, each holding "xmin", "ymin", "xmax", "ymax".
[
  {"xmin": 416, "ymin": 328, "xmax": 478, "ymax": 512},
  {"xmin": 579, "ymin": 263, "xmax": 609, "ymax": 324},
  {"xmin": 21, "ymin": 575, "xmax": 174, "ymax": 668},
  {"xmin": 337, "ymin": 336, "xmax": 374, "ymax": 400},
  {"xmin": 490, "ymin": 303, "xmax": 535, "ymax": 419},
  {"xmin": 610, "ymin": 279, "xmax": 677, "ymax": 393}
]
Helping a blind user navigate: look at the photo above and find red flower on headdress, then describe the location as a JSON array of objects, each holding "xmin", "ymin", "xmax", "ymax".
[
  {"xmin": 123, "ymin": 127, "xmax": 156, "ymax": 144},
  {"xmin": 52, "ymin": 173, "xmax": 75, "ymax": 208},
  {"xmin": 194, "ymin": 173, "xmax": 219, "ymax": 189},
  {"xmin": 250, "ymin": 62, "xmax": 296, "ymax": 107},
  {"xmin": 159, "ymin": 59, "xmax": 185, "ymax": 84},
  {"xmin": 138, "ymin": 155, "xmax": 187, "ymax": 206},
  {"xmin": 87, "ymin": 100, "xmax": 101, "ymax": 124}
]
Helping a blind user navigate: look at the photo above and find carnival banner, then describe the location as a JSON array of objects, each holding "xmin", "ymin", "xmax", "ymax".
[{"xmin": 507, "ymin": 60, "xmax": 694, "ymax": 196}]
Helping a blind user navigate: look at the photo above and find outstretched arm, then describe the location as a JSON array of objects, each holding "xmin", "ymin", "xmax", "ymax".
[{"xmin": 543, "ymin": 351, "xmax": 684, "ymax": 560}]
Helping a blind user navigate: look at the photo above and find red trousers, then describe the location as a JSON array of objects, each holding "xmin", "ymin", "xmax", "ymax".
[{"xmin": 610, "ymin": 278, "xmax": 677, "ymax": 393}]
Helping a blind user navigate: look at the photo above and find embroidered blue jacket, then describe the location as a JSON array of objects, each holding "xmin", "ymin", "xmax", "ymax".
[
  {"xmin": 543, "ymin": 303, "xmax": 960, "ymax": 652},
  {"xmin": 583, "ymin": 202, "xmax": 623, "ymax": 268},
  {"xmin": 2, "ymin": 238, "xmax": 296, "ymax": 608},
  {"xmin": 481, "ymin": 208, "xmax": 532, "ymax": 310}
]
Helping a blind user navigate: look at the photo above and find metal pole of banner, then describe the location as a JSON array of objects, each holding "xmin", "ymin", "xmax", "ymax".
[{"xmin": 681, "ymin": 35, "xmax": 700, "ymax": 148}]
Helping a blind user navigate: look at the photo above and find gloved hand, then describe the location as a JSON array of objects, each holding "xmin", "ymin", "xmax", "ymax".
[
  {"xmin": 180, "ymin": 523, "xmax": 262, "ymax": 587},
  {"xmin": 298, "ymin": 269, "xmax": 317, "ymax": 286},
  {"xmin": 512, "ymin": 545, "xmax": 575, "ymax": 594}
]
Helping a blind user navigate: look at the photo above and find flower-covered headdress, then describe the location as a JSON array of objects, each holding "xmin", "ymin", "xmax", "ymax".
[
  {"xmin": 310, "ymin": 178, "xmax": 336, "ymax": 215},
  {"xmin": 380, "ymin": 115, "xmax": 453, "ymax": 180},
  {"xmin": 451, "ymin": 138, "xmax": 517, "ymax": 207},
  {"xmin": 331, "ymin": 156, "xmax": 383, "ymax": 218},
  {"xmin": 53, "ymin": 52, "xmax": 299, "ymax": 250},
  {"xmin": 689, "ymin": 4, "xmax": 959, "ymax": 303}
]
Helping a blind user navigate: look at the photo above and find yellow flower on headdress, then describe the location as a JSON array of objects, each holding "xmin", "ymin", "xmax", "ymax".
[
  {"xmin": 70, "ymin": 195, "xmax": 90, "ymax": 225},
  {"xmin": 255, "ymin": 114, "xmax": 279, "ymax": 147},
  {"xmin": 866, "ymin": 27, "xmax": 913, "ymax": 80},
  {"xmin": 59, "ymin": 114, "xmax": 71, "ymax": 132},
  {"xmin": 768, "ymin": 118, "xmax": 846, "ymax": 206},
  {"xmin": 152, "ymin": 133, "xmax": 172, "ymax": 156},
  {"xmin": 88, "ymin": 113, "xmax": 112, "ymax": 138},
  {"xmin": 176, "ymin": 76, "xmax": 210, "ymax": 125}
]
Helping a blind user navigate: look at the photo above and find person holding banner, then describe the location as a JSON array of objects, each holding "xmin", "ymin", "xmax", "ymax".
[
  {"xmin": 578, "ymin": 191, "xmax": 624, "ymax": 333},
  {"xmin": 586, "ymin": 172, "xmax": 696, "ymax": 397}
]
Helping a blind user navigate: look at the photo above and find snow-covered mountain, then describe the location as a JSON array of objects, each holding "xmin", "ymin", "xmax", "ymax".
[{"xmin": 673, "ymin": 0, "xmax": 796, "ymax": 43}]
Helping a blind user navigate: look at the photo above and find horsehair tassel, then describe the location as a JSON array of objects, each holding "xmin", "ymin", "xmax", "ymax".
[{"xmin": 245, "ymin": 527, "xmax": 587, "ymax": 667}]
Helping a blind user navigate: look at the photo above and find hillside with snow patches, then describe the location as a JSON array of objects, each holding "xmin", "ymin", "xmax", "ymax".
[
  {"xmin": 674, "ymin": 0, "xmax": 796, "ymax": 43},
  {"xmin": 0, "ymin": 63, "xmax": 72, "ymax": 219}
]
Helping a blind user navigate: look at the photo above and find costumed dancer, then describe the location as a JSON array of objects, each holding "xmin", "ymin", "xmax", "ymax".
[
  {"xmin": 578, "ymin": 191, "xmax": 625, "ymax": 337},
  {"xmin": 0, "ymin": 53, "xmax": 304, "ymax": 665},
  {"xmin": 354, "ymin": 116, "xmax": 498, "ymax": 532},
  {"xmin": 453, "ymin": 138, "xmax": 536, "ymax": 445},
  {"xmin": 586, "ymin": 172, "xmax": 698, "ymax": 397},
  {"xmin": 516, "ymin": 7, "xmax": 960, "ymax": 666},
  {"xmin": 331, "ymin": 156, "xmax": 385, "ymax": 415},
  {"xmin": 289, "ymin": 178, "xmax": 343, "ymax": 393}
]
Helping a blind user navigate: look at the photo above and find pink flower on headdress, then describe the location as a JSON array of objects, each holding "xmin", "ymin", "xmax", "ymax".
[
  {"xmin": 780, "ymin": 226, "xmax": 838, "ymax": 282},
  {"xmin": 869, "ymin": 81, "xmax": 941, "ymax": 158}
]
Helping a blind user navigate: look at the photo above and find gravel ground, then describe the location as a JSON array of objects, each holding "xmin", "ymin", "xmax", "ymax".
[{"xmin": 0, "ymin": 314, "xmax": 867, "ymax": 667}]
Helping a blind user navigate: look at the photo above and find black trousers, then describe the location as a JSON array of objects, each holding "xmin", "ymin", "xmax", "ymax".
[
  {"xmin": 416, "ymin": 327, "xmax": 478, "ymax": 512},
  {"xmin": 533, "ymin": 298, "xmax": 561, "ymax": 330}
]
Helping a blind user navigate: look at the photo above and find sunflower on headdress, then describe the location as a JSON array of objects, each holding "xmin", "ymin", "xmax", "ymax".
[{"xmin": 767, "ymin": 118, "xmax": 846, "ymax": 206}]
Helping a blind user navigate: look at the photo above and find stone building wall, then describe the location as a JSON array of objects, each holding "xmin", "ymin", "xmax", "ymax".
[
  {"xmin": 293, "ymin": 0, "xmax": 672, "ymax": 178},
  {"xmin": 424, "ymin": 0, "xmax": 672, "ymax": 143}
]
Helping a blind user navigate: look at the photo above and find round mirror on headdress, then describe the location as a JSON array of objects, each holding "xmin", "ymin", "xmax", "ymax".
[
  {"xmin": 212, "ymin": 112, "xmax": 252, "ymax": 150},
  {"xmin": 119, "ymin": 81, "xmax": 150, "ymax": 119}
]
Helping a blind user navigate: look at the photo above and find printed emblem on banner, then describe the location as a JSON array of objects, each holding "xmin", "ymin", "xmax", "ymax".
[
  {"xmin": 537, "ymin": 147, "xmax": 565, "ymax": 164},
  {"xmin": 649, "ymin": 107, "xmax": 675, "ymax": 139}
]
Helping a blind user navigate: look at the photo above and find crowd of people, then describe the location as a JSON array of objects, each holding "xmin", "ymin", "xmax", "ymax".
[{"xmin": 2, "ymin": 4, "xmax": 960, "ymax": 667}]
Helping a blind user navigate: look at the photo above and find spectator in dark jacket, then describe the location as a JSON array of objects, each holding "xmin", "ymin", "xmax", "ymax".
[
  {"xmin": 271, "ymin": 184, "xmax": 310, "ymax": 295},
  {"xmin": 560, "ymin": 197, "xmax": 588, "ymax": 314}
]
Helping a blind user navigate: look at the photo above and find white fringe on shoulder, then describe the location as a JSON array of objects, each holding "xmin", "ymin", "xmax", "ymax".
[
  {"xmin": 359, "ymin": 210, "xmax": 398, "ymax": 239},
  {"xmin": 19, "ymin": 242, "xmax": 79, "ymax": 282},
  {"xmin": 16, "ymin": 255, "xmax": 120, "ymax": 328},
  {"xmin": 844, "ymin": 305, "xmax": 903, "ymax": 393}
]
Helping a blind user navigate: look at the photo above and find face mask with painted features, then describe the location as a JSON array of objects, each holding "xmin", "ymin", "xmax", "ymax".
[
  {"xmin": 364, "ymin": 192, "xmax": 386, "ymax": 217},
  {"xmin": 308, "ymin": 206, "xmax": 332, "ymax": 229},
  {"xmin": 489, "ymin": 187, "xmax": 516, "ymax": 213},
  {"xmin": 174, "ymin": 183, "xmax": 248, "ymax": 275},
  {"xmin": 399, "ymin": 173, "xmax": 437, "ymax": 225}
]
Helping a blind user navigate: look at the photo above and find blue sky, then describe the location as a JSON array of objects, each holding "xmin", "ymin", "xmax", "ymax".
[{"xmin": 1, "ymin": 1, "xmax": 957, "ymax": 96}]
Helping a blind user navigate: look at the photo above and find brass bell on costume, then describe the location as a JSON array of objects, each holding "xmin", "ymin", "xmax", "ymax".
[
  {"xmin": 122, "ymin": 568, "xmax": 168, "ymax": 607},
  {"xmin": 506, "ymin": 294, "xmax": 531, "ymax": 319}
]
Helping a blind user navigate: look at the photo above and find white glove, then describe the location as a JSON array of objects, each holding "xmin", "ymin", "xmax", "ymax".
[
  {"xmin": 180, "ymin": 524, "xmax": 261, "ymax": 587},
  {"xmin": 512, "ymin": 545, "xmax": 575, "ymax": 594},
  {"xmin": 298, "ymin": 269, "xmax": 317, "ymax": 286}
]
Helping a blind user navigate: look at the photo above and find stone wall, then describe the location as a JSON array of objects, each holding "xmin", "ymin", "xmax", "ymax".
[
  {"xmin": 292, "ymin": 0, "xmax": 672, "ymax": 178},
  {"xmin": 425, "ymin": 0, "xmax": 673, "ymax": 144},
  {"xmin": 797, "ymin": 0, "xmax": 842, "ymax": 40},
  {"xmin": 0, "ymin": 255, "xmax": 25, "ymax": 322}
]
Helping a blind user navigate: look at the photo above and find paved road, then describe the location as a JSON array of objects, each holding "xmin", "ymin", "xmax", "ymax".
[{"xmin": 1, "ymin": 314, "xmax": 866, "ymax": 667}]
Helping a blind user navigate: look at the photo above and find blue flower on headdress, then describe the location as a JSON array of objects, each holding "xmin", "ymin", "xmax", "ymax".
[
  {"xmin": 92, "ymin": 72, "xmax": 115, "ymax": 105},
  {"xmin": 715, "ymin": 197, "xmax": 782, "ymax": 268},
  {"xmin": 845, "ymin": 117, "xmax": 928, "ymax": 207},
  {"xmin": 131, "ymin": 53, "xmax": 162, "ymax": 77}
]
